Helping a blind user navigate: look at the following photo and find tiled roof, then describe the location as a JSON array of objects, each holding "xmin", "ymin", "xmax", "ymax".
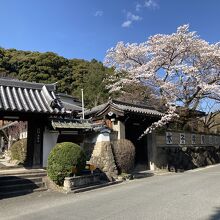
[
  {"xmin": 85, "ymin": 103, "xmax": 108, "ymax": 116},
  {"xmin": 0, "ymin": 78, "xmax": 64, "ymax": 114},
  {"xmin": 51, "ymin": 119, "xmax": 105, "ymax": 130},
  {"xmin": 114, "ymin": 101, "xmax": 164, "ymax": 116},
  {"xmin": 51, "ymin": 119, "xmax": 93, "ymax": 129},
  {"xmin": 61, "ymin": 101, "xmax": 82, "ymax": 112},
  {"xmin": 58, "ymin": 93, "xmax": 82, "ymax": 112},
  {"xmin": 85, "ymin": 99, "xmax": 164, "ymax": 117}
]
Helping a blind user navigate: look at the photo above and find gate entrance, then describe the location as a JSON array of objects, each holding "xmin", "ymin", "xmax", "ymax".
[
  {"xmin": 0, "ymin": 78, "xmax": 65, "ymax": 168},
  {"xmin": 0, "ymin": 115, "xmax": 46, "ymax": 168},
  {"xmin": 125, "ymin": 116, "xmax": 149, "ymax": 167},
  {"xmin": 0, "ymin": 120, "xmax": 28, "ymax": 168}
]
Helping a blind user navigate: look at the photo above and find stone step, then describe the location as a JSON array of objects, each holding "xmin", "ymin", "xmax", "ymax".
[
  {"xmin": 0, "ymin": 186, "xmax": 47, "ymax": 199},
  {"xmin": 0, "ymin": 177, "xmax": 43, "ymax": 186},
  {"xmin": 0, "ymin": 168, "xmax": 46, "ymax": 176},
  {"xmin": 0, "ymin": 172, "xmax": 46, "ymax": 180},
  {"xmin": 0, "ymin": 181, "xmax": 45, "ymax": 192},
  {"xmin": 0, "ymin": 169, "xmax": 47, "ymax": 197}
]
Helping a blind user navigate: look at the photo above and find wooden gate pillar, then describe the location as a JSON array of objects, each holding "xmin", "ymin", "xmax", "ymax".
[{"xmin": 26, "ymin": 119, "xmax": 44, "ymax": 167}]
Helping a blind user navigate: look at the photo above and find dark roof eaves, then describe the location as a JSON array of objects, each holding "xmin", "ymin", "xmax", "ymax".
[
  {"xmin": 85, "ymin": 100, "xmax": 163, "ymax": 118},
  {"xmin": 111, "ymin": 99, "xmax": 156, "ymax": 110},
  {"xmin": 62, "ymin": 101, "xmax": 82, "ymax": 111},
  {"xmin": 84, "ymin": 103, "xmax": 109, "ymax": 116}
]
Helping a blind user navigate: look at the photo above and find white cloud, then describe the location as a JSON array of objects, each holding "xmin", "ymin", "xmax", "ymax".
[
  {"xmin": 122, "ymin": 12, "xmax": 142, "ymax": 28},
  {"xmin": 94, "ymin": 10, "xmax": 103, "ymax": 17},
  {"xmin": 122, "ymin": 20, "xmax": 132, "ymax": 28},
  {"xmin": 135, "ymin": 3, "xmax": 142, "ymax": 11},
  {"xmin": 144, "ymin": 0, "xmax": 158, "ymax": 9},
  {"xmin": 127, "ymin": 12, "xmax": 142, "ymax": 21}
]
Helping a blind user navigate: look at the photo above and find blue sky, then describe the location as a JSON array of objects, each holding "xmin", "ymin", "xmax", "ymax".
[{"xmin": 1, "ymin": 0, "xmax": 220, "ymax": 61}]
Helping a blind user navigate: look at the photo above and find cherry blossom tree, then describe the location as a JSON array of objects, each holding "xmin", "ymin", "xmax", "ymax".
[{"xmin": 105, "ymin": 25, "xmax": 220, "ymax": 135}]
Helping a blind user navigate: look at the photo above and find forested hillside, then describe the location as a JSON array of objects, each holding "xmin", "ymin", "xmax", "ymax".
[{"xmin": 0, "ymin": 47, "xmax": 113, "ymax": 108}]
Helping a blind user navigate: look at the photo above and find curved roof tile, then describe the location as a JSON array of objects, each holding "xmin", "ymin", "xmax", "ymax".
[{"xmin": 0, "ymin": 78, "xmax": 64, "ymax": 114}]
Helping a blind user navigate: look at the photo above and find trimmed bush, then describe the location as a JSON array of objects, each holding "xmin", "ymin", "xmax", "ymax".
[
  {"xmin": 9, "ymin": 138, "xmax": 27, "ymax": 164},
  {"xmin": 111, "ymin": 139, "xmax": 135, "ymax": 174},
  {"xmin": 47, "ymin": 142, "xmax": 86, "ymax": 186}
]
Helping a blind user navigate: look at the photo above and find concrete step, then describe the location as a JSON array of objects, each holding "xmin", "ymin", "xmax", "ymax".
[
  {"xmin": 0, "ymin": 177, "xmax": 43, "ymax": 186},
  {"xmin": 0, "ymin": 169, "xmax": 47, "ymax": 198},
  {"xmin": 0, "ymin": 172, "xmax": 46, "ymax": 180},
  {"xmin": 0, "ymin": 186, "xmax": 47, "ymax": 199},
  {"xmin": 0, "ymin": 181, "xmax": 45, "ymax": 192},
  {"xmin": 0, "ymin": 168, "xmax": 46, "ymax": 176}
]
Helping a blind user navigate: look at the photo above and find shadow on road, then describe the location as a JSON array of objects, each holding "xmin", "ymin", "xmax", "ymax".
[{"xmin": 208, "ymin": 207, "xmax": 220, "ymax": 220}]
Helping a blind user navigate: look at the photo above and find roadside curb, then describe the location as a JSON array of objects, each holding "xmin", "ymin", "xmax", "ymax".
[{"xmin": 185, "ymin": 163, "xmax": 220, "ymax": 173}]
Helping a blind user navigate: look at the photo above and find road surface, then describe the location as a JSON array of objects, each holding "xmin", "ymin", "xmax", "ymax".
[{"xmin": 1, "ymin": 165, "xmax": 220, "ymax": 220}]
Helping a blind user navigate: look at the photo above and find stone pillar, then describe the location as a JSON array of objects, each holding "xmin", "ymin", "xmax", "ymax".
[{"xmin": 89, "ymin": 130, "xmax": 118, "ymax": 181}]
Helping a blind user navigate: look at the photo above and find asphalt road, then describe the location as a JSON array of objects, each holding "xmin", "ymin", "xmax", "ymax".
[{"xmin": 1, "ymin": 165, "xmax": 220, "ymax": 220}]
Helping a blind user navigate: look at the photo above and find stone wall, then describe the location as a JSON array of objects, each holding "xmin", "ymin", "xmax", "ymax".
[
  {"xmin": 89, "ymin": 141, "xmax": 118, "ymax": 181},
  {"xmin": 63, "ymin": 174, "xmax": 101, "ymax": 192},
  {"xmin": 151, "ymin": 132, "xmax": 220, "ymax": 171},
  {"xmin": 82, "ymin": 132, "xmax": 98, "ymax": 160},
  {"xmin": 82, "ymin": 130, "xmax": 118, "ymax": 181},
  {"xmin": 156, "ymin": 132, "xmax": 220, "ymax": 147}
]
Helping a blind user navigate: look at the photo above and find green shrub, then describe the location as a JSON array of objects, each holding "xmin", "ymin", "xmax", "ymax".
[
  {"xmin": 9, "ymin": 138, "xmax": 27, "ymax": 164},
  {"xmin": 111, "ymin": 139, "xmax": 135, "ymax": 174},
  {"xmin": 47, "ymin": 142, "xmax": 86, "ymax": 186}
]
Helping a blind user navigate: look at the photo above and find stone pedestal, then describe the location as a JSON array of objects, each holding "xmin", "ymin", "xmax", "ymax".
[
  {"xmin": 63, "ymin": 174, "xmax": 101, "ymax": 192},
  {"xmin": 89, "ymin": 141, "xmax": 118, "ymax": 181}
]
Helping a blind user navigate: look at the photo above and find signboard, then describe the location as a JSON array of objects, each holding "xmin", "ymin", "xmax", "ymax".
[
  {"xmin": 180, "ymin": 133, "xmax": 185, "ymax": 144},
  {"xmin": 191, "ymin": 134, "xmax": 196, "ymax": 144},
  {"xmin": 158, "ymin": 132, "xmax": 220, "ymax": 147},
  {"xmin": 166, "ymin": 132, "xmax": 173, "ymax": 144},
  {"xmin": 201, "ymin": 135, "xmax": 205, "ymax": 144}
]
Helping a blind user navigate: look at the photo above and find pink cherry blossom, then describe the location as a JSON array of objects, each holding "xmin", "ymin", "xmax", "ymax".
[{"xmin": 105, "ymin": 25, "xmax": 220, "ymax": 135}]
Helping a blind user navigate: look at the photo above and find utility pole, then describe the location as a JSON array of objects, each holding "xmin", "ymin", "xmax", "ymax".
[{"xmin": 81, "ymin": 89, "xmax": 85, "ymax": 120}]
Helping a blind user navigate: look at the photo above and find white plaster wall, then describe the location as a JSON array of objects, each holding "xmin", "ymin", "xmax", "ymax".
[
  {"xmin": 96, "ymin": 133, "xmax": 110, "ymax": 143},
  {"xmin": 43, "ymin": 129, "xmax": 59, "ymax": 167}
]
